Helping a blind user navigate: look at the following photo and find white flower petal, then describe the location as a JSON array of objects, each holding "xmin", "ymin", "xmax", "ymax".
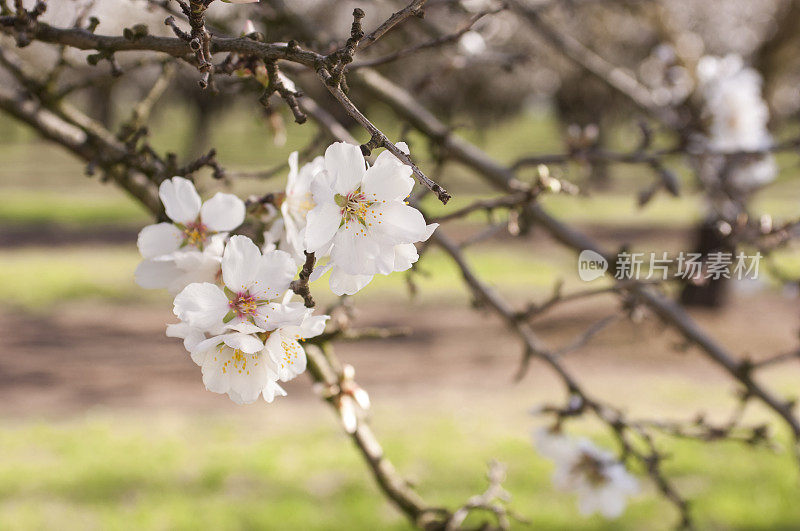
[
  {"xmin": 330, "ymin": 222, "xmax": 382, "ymax": 275},
  {"xmin": 222, "ymin": 235, "xmax": 262, "ymax": 291},
  {"xmin": 166, "ymin": 322, "xmax": 192, "ymax": 340},
  {"xmin": 370, "ymin": 202, "xmax": 430, "ymax": 244},
  {"xmin": 422, "ymin": 222, "xmax": 438, "ymax": 241},
  {"xmin": 287, "ymin": 151, "xmax": 299, "ymax": 185},
  {"xmin": 299, "ymin": 314, "xmax": 329, "ymax": 338},
  {"xmin": 166, "ymin": 251, "xmax": 222, "ymax": 294},
  {"xmin": 304, "ymin": 202, "xmax": 341, "ymax": 253},
  {"xmin": 262, "ymin": 218, "xmax": 285, "ymax": 252},
  {"xmin": 220, "ymin": 332, "xmax": 264, "ymax": 353},
  {"xmin": 250, "ymin": 249, "xmax": 296, "ymax": 301},
  {"xmin": 166, "ymin": 322, "xmax": 207, "ymax": 354},
  {"xmin": 137, "ymin": 223, "xmax": 182, "ymax": 259},
  {"xmin": 205, "ymin": 233, "xmax": 227, "ymax": 257},
  {"xmin": 329, "ymin": 267, "xmax": 373, "ymax": 296},
  {"xmin": 280, "ymin": 290, "xmax": 295, "ymax": 305},
  {"xmin": 200, "ymin": 192, "xmax": 246, "ymax": 232},
  {"xmin": 533, "ymin": 428, "xmax": 580, "ymax": 463},
  {"xmin": 202, "ymin": 359, "xmax": 230, "ymax": 395},
  {"xmin": 230, "ymin": 321, "xmax": 264, "ymax": 334},
  {"xmin": 173, "ymin": 282, "xmax": 230, "ymax": 330},
  {"xmin": 265, "ymin": 329, "xmax": 307, "ymax": 381},
  {"xmin": 309, "ymin": 262, "xmax": 332, "ymax": 282},
  {"xmin": 294, "ymin": 156, "xmax": 324, "ymax": 193},
  {"xmin": 392, "ymin": 243, "xmax": 419, "ymax": 272},
  {"xmin": 362, "ymin": 149, "xmax": 414, "ymax": 201},
  {"xmin": 597, "ymin": 487, "xmax": 628, "ymax": 519},
  {"xmin": 371, "ymin": 240, "xmax": 399, "ymax": 275},
  {"xmin": 257, "ymin": 301, "xmax": 308, "ymax": 331},
  {"xmin": 193, "ymin": 335, "xmax": 224, "ymax": 357},
  {"xmin": 310, "ymin": 166, "xmax": 337, "ymax": 205},
  {"xmin": 263, "ymin": 378, "xmax": 287, "ymax": 403},
  {"xmin": 577, "ymin": 490, "xmax": 603, "ymax": 516},
  {"xmin": 324, "ymin": 142, "xmax": 367, "ymax": 194},
  {"xmin": 159, "ymin": 177, "xmax": 202, "ymax": 224},
  {"xmin": 198, "ymin": 342, "xmax": 269, "ymax": 404}
]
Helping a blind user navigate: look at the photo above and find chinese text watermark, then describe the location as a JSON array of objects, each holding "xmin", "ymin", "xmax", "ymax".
[{"xmin": 578, "ymin": 251, "xmax": 761, "ymax": 282}]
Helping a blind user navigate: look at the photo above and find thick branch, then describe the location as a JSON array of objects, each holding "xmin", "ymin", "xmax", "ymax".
[
  {"xmin": 0, "ymin": 21, "xmax": 325, "ymax": 68},
  {"xmin": 0, "ymin": 84, "xmax": 162, "ymax": 215}
]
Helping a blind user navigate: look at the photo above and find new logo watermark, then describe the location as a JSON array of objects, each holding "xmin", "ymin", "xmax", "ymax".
[
  {"xmin": 578, "ymin": 250, "xmax": 608, "ymax": 282},
  {"xmin": 577, "ymin": 250, "xmax": 762, "ymax": 282}
]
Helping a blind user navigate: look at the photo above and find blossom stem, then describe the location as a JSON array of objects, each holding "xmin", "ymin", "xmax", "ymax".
[{"xmin": 289, "ymin": 251, "xmax": 316, "ymax": 308}]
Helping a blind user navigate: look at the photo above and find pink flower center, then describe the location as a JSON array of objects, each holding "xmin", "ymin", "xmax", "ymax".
[
  {"xmin": 179, "ymin": 219, "xmax": 212, "ymax": 250},
  {"xmin": 229, "ymin": 291, "xmax": 259, "ymax": 320},
  {"xmin": 336, "ymin": 190, "xmax": 375, "ymax": 226}
]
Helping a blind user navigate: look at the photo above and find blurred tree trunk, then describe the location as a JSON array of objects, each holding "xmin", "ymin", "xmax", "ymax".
[
  {"xmin": 553, "ymin": 77, "xmax": 612, "ymax": 189},
  {"xmin": 184, "ymin": 88, "xmax": 225, "ymax": 158},
  {"xmin": 680, "ymin": 218, "xmax": 732, "ymax": 308},
  {"xmin": 85, "ymin": 80, "xmax": 116, "ymax": 127}
]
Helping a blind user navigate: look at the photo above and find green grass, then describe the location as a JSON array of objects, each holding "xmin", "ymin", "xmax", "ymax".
[
  {"xmin": 0, "ymin": 411, "xmax": 797, "ymax": 530},
  {"xmin": 3, "ymin": 217, "xmax": 800, "ymax": 311},
  {"xmin": 0, "ymin": 189, "xmax": 150, "ymax": 227},
  {"xmin": 0, "ymin": 244, "xmax": 565, "ymax": 311},
  {"xmin": 0, "ymin": 247, "xmax": 152, "ymax": 309}
]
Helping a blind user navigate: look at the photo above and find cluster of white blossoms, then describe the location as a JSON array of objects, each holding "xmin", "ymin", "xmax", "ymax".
[
  {"xmin": 135, "ymin": 141, "xmax": 437, "ymax": 403},
  {"xmin": 696, "ymin": 54, "xmax": 777, "ymax": 190},
  {"xmin": 284, "ymin": 141, "xmax": 438, "ymax": 295},
  {"xmin": 533, "ymin": 428, "xmax": 639, "ymax": 519}
]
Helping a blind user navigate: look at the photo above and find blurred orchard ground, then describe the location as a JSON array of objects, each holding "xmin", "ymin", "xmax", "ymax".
[{"xmin": 2, "ymin": 0, "xmax": 800, "ymax": 529}]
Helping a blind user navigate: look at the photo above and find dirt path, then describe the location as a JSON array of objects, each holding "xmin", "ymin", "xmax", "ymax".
[{"xmin": 1, "ymin": 290, "xmax": 797, "ymax": 418}]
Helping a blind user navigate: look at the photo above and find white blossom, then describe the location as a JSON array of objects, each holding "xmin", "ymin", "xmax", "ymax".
[
  {"xmin": 167, "ymin": 294, "xmax": 328, "ymax": 404},
  {"xmin": 697, "ymin": 54, "xmax": 776, "ymax": 189},
  {"xmin": 261, "ymin": 153, "xmax": 323, "ymax": 263},
  {"xmin": 173, "ymin": 235, "xmax": 300, "ymax": 332},
  {"xmin": 533, "ymin": 428, "xmax": 639, "ymax": 519},
  {"xmin": 280, "ymin": 152, "xmax": 325, "ymax": 263},
  {"xmin": 303, "ymin": 142, "xmax": 438, "ymax": 295},
  {"xmin": 135, "ymin": 236, "xmax": 225, "ymax": 294},
  {"xmin": 135, "ymin": 177, "xmax": 245, "ymax": 294}
]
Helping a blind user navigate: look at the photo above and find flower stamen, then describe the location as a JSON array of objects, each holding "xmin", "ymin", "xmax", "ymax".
[
  {"xmin": 224, "ymin": 288, "xmax": 266, "ymax": 323},
  {"xmin": 335, "ymin": 189, "xmax": 375, "ymax": 228},
  {"xmin": 176, "ymin": 219, "xmax": 215, "ymax": 251}
]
